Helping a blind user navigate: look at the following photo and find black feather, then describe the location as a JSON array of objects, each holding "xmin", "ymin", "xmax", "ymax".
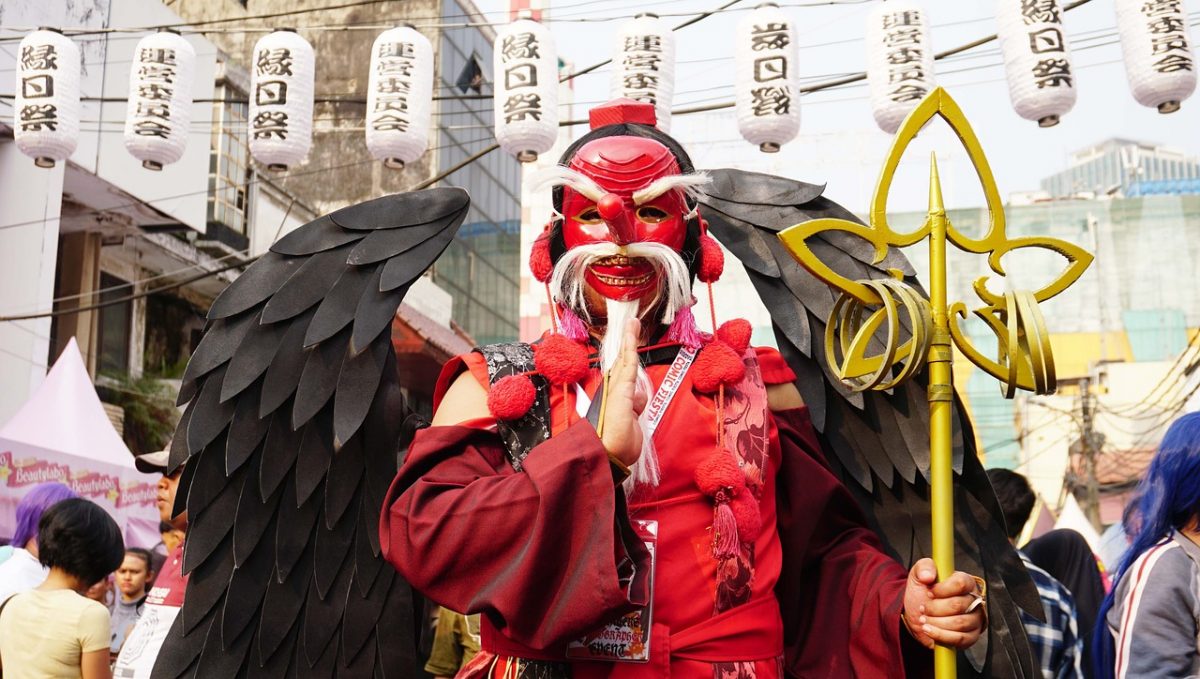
[
  {"xmin": 351, "ymin": 283, "xmax": 406, "ymax": 356},
  {"xmin": 233, "ymin": 468, "xmax": 281, "ymax": 568},
  {"xmin": 342, "ymin": 567, "xmax": 393, "ymax": 661},
  {"xmin": 259, "ymin": 319, "xmax": 316, "ymax": 418},
  {"xmin": 208, "ymin": 252, "xmax": 303, "ymax": 320},
  {"xmin": 225, "ymin": 385, "xmax": 270, "ymax": 476},
  {"xmin": 333, "ymin": 331, "xmax": 389, "ymax": 447},
  {"xmin": 163, "ymin": 188, "xmax": 462, "ymax": 679},
  {"xmin": 182, "ymin": 309, "xmax": 261, "ymax": 390},
  {"xmin": 303, "ymin": 265, "xmax": 372, "ymax": 349},
  {"xmin": 325, "ymin": 434, "xmax": 364, "ymax": 530},
  {"xmin": 271, "ymin": 215, "xmax": 360, "ymax": 256},
  {"xmin": 292, "ymin": 328, "xmax": 350, "ymax": 429},
  {"xmin": 259, "ymin": 408, "xmax": 302, "ymax": 502},
  {"xmin": 276, "ymin": 474, "xmax": 321, "ymax": 582},
  {"xmin": 261, "ymin": 244, "xmax": 356, "ymax": 325},
  {"xmin": 295, "ymin": 412, "xmax": 333, "ymax": 509},
  {"xmin": 378, "ymin": 227, "xmax": 456, "ymax": 291},
  {"xmin": 221, "ymin": 317, "xmax": 291, "ymax": 403},
  {"xmin": 345, "ymin": 207, "xmax": 465, "ymax": 265},
  {"xmin": 326, "ymin": 187, "xmax": 468, "ymax": 231}
]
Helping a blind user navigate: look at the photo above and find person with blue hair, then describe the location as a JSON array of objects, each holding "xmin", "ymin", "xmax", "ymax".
[
  {"xmin": 0, "ymin": 482, "xmax": 78, "ymax": 602},
  {"xmin": 1095, "ymin": 412, "xmax": 1200, "ymax": 678}
]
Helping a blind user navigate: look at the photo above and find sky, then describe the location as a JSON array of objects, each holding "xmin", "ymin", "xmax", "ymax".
[{"xmin": 471, "ymin": 0, "xmax": 1199, "ymax": 213}]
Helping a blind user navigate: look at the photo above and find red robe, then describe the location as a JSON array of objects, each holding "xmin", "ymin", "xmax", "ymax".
[{"xmin": 381, "ymin": 345, "xmax": 928, "ymax": 678}]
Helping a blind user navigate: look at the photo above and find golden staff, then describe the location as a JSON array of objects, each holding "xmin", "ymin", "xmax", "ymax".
[{"xmin": 778, "ymin": 88, "xmax": 1092, "ymax": 678}]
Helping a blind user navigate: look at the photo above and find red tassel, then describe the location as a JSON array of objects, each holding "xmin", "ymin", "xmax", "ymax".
[
  {"xmin": 695, "ymin": 451, "xmax": 745, "ymax": 496},
  {"xmin": 713, "ymin": 493, "xmax": 740, "ymax": 560},
  {"xmin": 716, "ymin": 319, "xmax": 752, "ymax": 355},
  {"xmin": 529, "ymin": 234, "xmax": 553, "ymax": 283},
  {"xmin": 730, "ymin": 493, "xmax": 761, "ymax": 543},
  {"xmin": 534, "ymin": 334, "xmax": 591, "ymax": 385},
  {"xmin": 697, "ymin": 234, "xmax": 724, "ymax": 284},
  {"xmin": 487, "ymin": 375, "xmax": 536, "ymax": 420},
  {"xmin": 691, "ymin": 342, "xmax": 746, "ymax": 393}
]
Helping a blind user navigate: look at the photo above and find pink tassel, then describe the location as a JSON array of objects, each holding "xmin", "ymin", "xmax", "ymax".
[
  {"xmin": 665, "ymin": 304, "xmax": 705, "ymax": 350},
  {"xmin": 557, "ymin": 306, "xmax": 589, "ymax": 342},
  {"xmin": 712, "ymin": 493, "xmax": 740, "ymax": 560}
]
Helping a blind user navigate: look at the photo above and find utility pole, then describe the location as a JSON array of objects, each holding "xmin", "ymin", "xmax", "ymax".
[{"xmin": 1079, "ymin": 377, "xmax": 1103, "ymax": 531}]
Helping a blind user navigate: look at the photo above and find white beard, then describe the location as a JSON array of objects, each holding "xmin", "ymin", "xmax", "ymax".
[{"xmin": 548, "ymin": 242, "xmax": 694, "ymax": 492}]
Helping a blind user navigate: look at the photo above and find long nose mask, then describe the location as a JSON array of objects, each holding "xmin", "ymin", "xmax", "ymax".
[{"xmin": 597, "ymin": 193, "xmax": 636, "ymax": 245}]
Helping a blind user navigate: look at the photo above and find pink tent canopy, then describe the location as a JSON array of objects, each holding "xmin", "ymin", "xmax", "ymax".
[{"xmin": 0, "ymin": 338, "xmax": 161, "ymax": 548}]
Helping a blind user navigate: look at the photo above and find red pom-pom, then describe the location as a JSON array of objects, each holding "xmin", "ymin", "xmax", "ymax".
[
  {"xmin": 487, "ymin": 375, "xmax": 536, "ymax": 420},
  {"xmin": 534, "ymin": 334, "xmax": 591, "ymax": 385},
  {"xmin": 716, "ymin": 319, "xmax": 752, "ymax": 355},
  {"xmin": 691, "ymin": 342, "xmax": 746, "ymax": 393},
  {"xmin": 697, "ymin": 234, "xmax": 724, "ymax": 283},
  {"xmin": 529, "ymin": 234, "xmax": 553, "ymax": 283},
  {"xmin": 730, "ymin": 493, "xmax": 761, "ymax": 543},
  {"xmin": 694, "ymin": 451, "xmax": 746, "ymax": 497}
]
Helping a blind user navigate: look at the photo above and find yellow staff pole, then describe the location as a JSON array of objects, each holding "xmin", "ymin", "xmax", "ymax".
[{"xmin": 925, "ymin": 153, "xmax": 956, "ymax": 678}]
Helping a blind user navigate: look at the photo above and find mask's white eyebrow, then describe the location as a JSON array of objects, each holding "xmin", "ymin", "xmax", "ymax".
[
  {"xmin": 632, "ymin": 172, "xmax": 711, "ymax": 206},
  {"xmin": 528, "ymin": 166, "xmax": 606, "ymax": 203}
]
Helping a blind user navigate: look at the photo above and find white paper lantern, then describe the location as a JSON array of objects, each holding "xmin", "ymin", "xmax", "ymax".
[
  {"xmin": 249, "ymin": 29, "xmax": 315, "ymax": 171},
  {"xmin": 735, "ymin": 3, "xmax": 801, "ymax": 152},
  {"xmin": 366, "ymin": 26, "xmax": 434, "ymax": 169},
  {"xmin": 865, "ymin": 1, "xmax": 936, "ymax": 134},
  {"xmin": 996, "ymin": 0, "xmax": 1076, "ymax": 127},
  {"xmin": 123, "ymin": 30, "xmax": 195, "ymax": 170},
  {"xmin": 493, "ymin": 15, "xmax": 559, "ymax": 162},
  {"xmin": 13, "ymin": 29, "xmax": 81, "ymax": 168},
  {"xmin": 610, "ymin": 13, "xmax": 676, "ymax": 132},
  {"xmin": 1115, "ymin": 0, "xmax": 1196, "ymax": 113}
]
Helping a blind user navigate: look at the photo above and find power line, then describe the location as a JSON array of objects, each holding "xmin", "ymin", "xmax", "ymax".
[
  {"xmin": 0, "ymin": 0, "xmax": 874, "ymax": 41},
  {"xmin": 0, "ymin": 0, "xmax": 1105, "ymax": 320}
]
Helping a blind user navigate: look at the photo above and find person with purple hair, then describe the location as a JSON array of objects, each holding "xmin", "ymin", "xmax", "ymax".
[
  {"xmin": 0, "ymin": 482, "xmax": 78, "ymax": 602},
  {"xmin": 1095, "ymin": 412, "xmax": 1200, "ymax": 678}
]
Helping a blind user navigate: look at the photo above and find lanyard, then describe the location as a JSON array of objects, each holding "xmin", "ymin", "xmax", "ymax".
[{"xmin": 576, "ymin": 346, "xmax": 698, "ymax": 439}]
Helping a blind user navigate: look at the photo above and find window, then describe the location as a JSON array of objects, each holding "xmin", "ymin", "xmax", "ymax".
[
  {"xmin": 207, "ymin": 82, "xmax": 252, "ymax": 237},
  {"xmin": 97, "ymin": 273, "xmax": 131, "ymax": 375}
]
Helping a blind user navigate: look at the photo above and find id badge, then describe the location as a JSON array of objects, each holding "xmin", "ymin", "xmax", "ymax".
[{"xmin": 566, "ymin": 519, "xmax": 658, "ymax": 663}]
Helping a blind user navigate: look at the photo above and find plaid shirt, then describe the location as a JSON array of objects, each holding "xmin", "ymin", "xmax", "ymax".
[{"xmin": 1020, "ymin": 551, "xmax": 1084, "ymax": 679}]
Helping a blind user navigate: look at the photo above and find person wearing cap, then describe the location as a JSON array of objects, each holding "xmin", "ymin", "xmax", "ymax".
[{"xmin": 112, "ymin": 449, "xmax": 187, "ymax": 679}]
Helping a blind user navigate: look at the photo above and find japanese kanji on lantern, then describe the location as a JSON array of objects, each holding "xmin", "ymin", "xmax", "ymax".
[
  {"xmin": 493, "ymin": 14, "xmax": 559, "ymax": 162},
  {"xmin": 996, "ymin": 0, "xmax": 1076, "ymax": 127},
  {"xmin": 123, "ymin": 30, "xmax": 196, "ymax": 170},
  {"xmin": 13, "ymin": 28, "xmax": 80, "ymax": 168},
  {"xmin": 367, "ymin": 26, "xmax": 434, "ymax": 169},
  {"xmin": 611, "ymin": 13, "xmax": 676, "ymax": 132},
  {"xmin": 864, "ymin": 1, "xmax": 936, "ymax": 134},
  {"xmin": 1115, "ymin": 0, "xmax": 1196, "ymax": 113},
  {"xmin": 249, "ymin": 29, "xmax": 315, "ymax": 171},
  {"xmin": 735, "ymin": 3, "xmax": 800, "ymax": 152}
]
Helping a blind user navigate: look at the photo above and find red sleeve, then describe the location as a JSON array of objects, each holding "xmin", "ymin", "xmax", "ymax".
[
  {"xmin": 379, "ymin": 419, "xmax": 649, "ymax": 651},
  {"xmin": 772, "ymin": 406, "xmax": 928, "ymax": 678},
  {"xmin": 755, "ymin": 346, "xmax": 797, "ymax": 385}
]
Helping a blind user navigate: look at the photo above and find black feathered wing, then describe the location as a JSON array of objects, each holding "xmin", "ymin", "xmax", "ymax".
[
  {"xmin": 152, "ymin": 188, "xmax": 469, "ymax": 678},
  {"xmin": 699, "ymin": 168, "xmax": 1042, "ymax": 679}
]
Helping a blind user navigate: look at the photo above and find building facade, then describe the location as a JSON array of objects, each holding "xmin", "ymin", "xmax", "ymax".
[
  {"xmin": 0, "ymin": 0, "xmax": 316, "ymax": 440},
  {"xmin": 1040, "ymin": 138, "xmax": 1200, "ymax": 199},
  {"xmin": 170, "ymin": 0, "xmax": 524, "ymax": 346}
]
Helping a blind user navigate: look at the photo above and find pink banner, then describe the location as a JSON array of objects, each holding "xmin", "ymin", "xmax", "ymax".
[{"xmin": 0, "ymin": 443, "xmax": 162, "ymax": 549}]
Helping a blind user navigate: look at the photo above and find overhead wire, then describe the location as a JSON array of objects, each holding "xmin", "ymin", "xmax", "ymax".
[{"xmin": 0, "ymin": 0, "xmax": 1106, "ymax": 320}]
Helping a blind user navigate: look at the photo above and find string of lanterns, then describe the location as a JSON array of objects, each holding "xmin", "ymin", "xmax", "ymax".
[{"xmin": 9, "ymin": 4, "xmax": 1198, "ymax": 170}]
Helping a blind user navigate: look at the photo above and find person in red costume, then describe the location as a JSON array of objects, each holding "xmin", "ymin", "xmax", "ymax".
[{"xmin": 380, "ymin": 101, "xmax": 986, "ymax": 678}]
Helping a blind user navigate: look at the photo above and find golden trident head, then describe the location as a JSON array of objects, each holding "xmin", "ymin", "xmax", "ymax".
[{"xmin": 777, "ymin": 87, "xmax": 1093, "ymax": 398}]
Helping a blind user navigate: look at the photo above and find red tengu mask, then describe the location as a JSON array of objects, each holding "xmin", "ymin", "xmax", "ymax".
[{"xmin": 560, "ymin": 135, "xmax": 692, "ymax": 301}]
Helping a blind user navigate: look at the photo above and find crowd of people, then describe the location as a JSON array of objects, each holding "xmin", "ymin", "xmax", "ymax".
[
  {"xmin": 983, "ymin": 410, "xmax": 1200, "ymax": 679},
  {"xmin": 0, "ymin": 449, "xmax": 187, "ymax": 679},
  {"xmin": 1, "ymin": 406, "xmax": 1198, "ymax": 679}
]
